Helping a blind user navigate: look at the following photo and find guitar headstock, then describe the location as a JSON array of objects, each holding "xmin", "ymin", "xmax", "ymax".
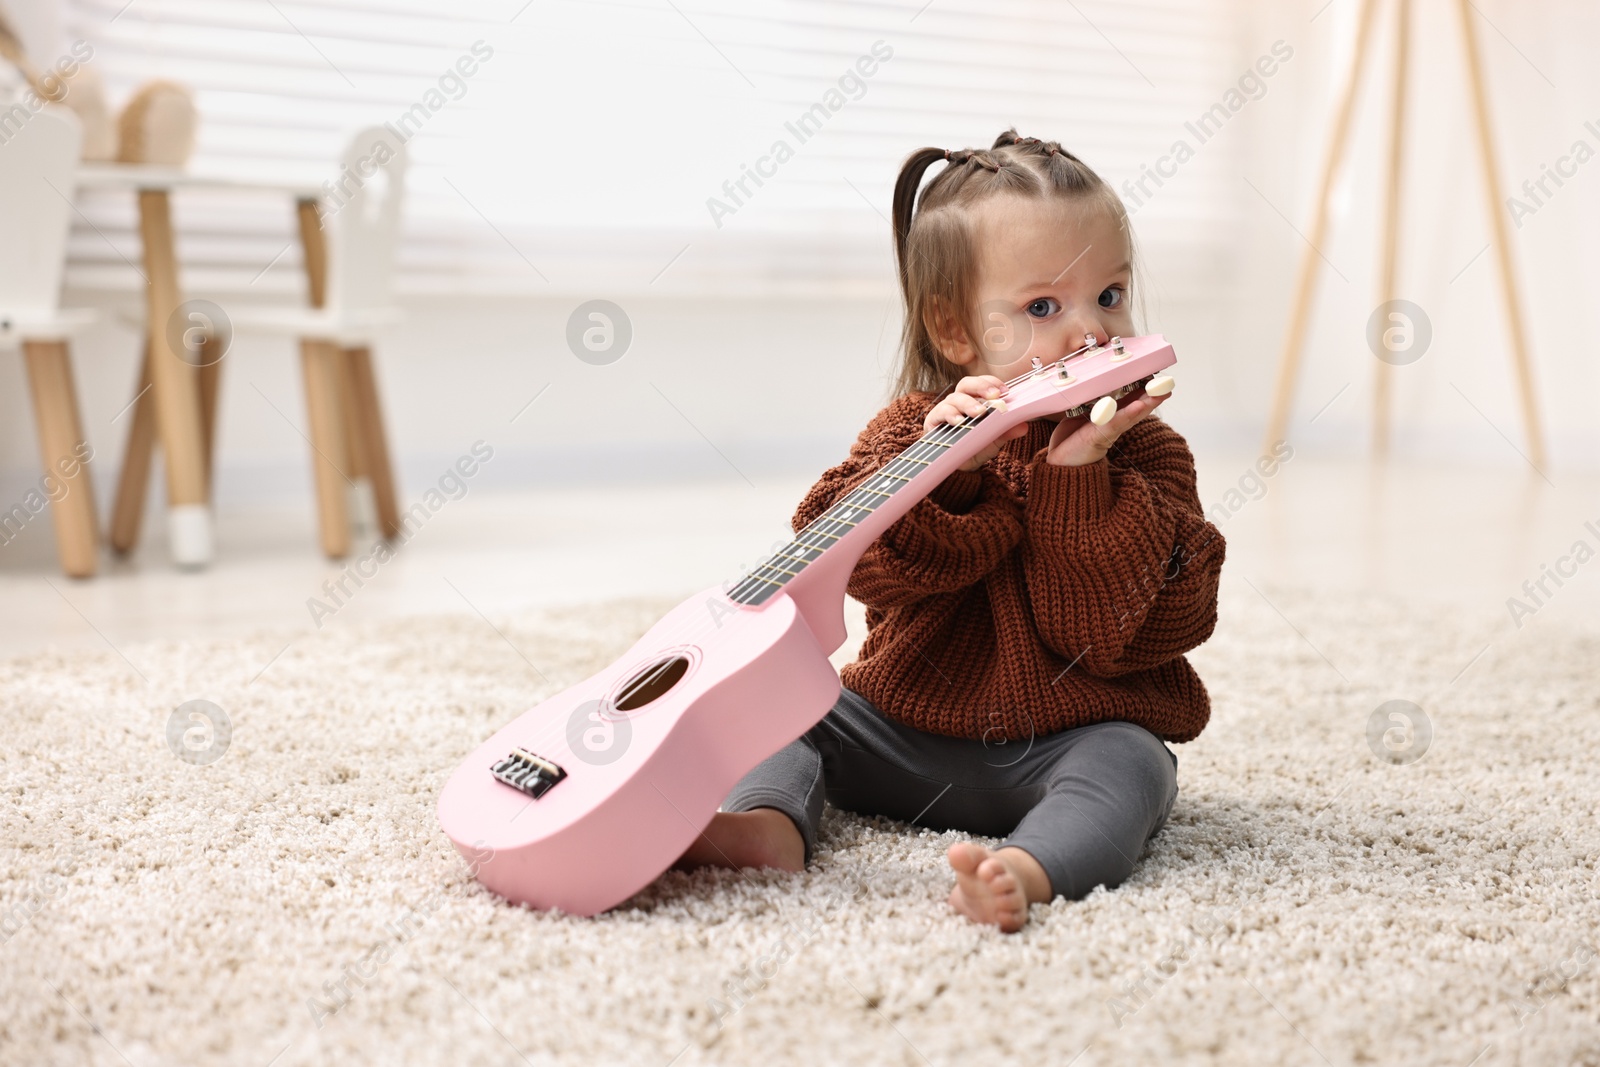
[{"xmin": 986, "ymin": 333, "xmax": 1177, "ymax": 425}]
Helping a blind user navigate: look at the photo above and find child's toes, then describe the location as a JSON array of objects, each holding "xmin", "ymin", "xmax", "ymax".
[
  {"xmin": 978, "ymin": 858, "xmax": 1013, "ymax": 888},
  {"xmin": 947, "ymin": 842, "xmax": 986, "ymax": 876}
]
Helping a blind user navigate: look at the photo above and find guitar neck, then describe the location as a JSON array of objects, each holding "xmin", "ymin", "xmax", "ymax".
[{"xmin": 724, "ymin": 400, "xmax": 1022, "ymax": 646}]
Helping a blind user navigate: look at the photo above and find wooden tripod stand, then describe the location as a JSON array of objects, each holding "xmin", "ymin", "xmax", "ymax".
[{"xmin": 1260, "ymin": 0, "xmax": 1545, "ymax": 465}]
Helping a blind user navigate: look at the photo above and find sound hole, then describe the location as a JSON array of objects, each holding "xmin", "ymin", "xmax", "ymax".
[{"xmin": 614, "ymin": 655, "xmax": 691, "ymax": 711}]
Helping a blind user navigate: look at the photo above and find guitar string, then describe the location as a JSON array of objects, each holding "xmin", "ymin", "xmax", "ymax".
[{"xmin": 498, "ymin": 338, "xmax": 1149, "ymax": 774}]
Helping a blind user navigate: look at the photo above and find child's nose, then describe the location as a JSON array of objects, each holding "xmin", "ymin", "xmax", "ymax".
[{"xmin": 1063, "ymin": 318, "xmax": 1107, "ymax": 354}]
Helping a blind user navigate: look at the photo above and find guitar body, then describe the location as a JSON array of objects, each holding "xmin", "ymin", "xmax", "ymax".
[
  {"xmin": 438, "ymin": 333, "xmax": 1178, "ymax": 916},
  {"xmin": 437, "ymin": 584, "xmax": 840, "ymax": 915}
]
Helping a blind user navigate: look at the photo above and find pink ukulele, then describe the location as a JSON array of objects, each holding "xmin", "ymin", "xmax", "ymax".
[{"xmin": 438, "ymin": 334, "xmax": 1177, "ymax": 915}]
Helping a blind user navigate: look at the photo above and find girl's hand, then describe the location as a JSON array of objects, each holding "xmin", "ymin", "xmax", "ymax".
[
  {"xmin": 1045, "ymin": 386, "xmax": 1171, "ymax": 467},
  {"xmin": 924, "ymin": 375, "xmax": 1030, "ymax": 472}
]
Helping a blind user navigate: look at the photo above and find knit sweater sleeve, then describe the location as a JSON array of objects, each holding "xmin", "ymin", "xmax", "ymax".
[
  {"xmin": 1021, "ymin": 417, "xmax": 1225, "ymax": 676},
  {"xmin": 791, "ymin": 393, "xmax": 1024, "ymax": 611}
]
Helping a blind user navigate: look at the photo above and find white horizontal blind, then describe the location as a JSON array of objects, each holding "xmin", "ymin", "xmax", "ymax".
[{"xmin": 61, "ymin": 0, "xmax": 1248, "ymax": 297}]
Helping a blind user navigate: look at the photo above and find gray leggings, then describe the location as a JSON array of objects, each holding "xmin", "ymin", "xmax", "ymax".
[{"xmin": 722, "ymin": 687, "xmax": 1178, "ymax": 900}]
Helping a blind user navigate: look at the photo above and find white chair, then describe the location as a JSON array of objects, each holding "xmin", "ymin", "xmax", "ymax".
[
  {"xmin": 0, "ymin": 104, "xmax": 100, "ymax": 577},
  {"xmin": 228, "ymin": 126, "xmax": 405, "ymax": 558}
]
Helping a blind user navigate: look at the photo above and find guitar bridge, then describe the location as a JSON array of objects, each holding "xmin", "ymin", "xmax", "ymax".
[{"xmin": 490, "ymin": 747, "xmax": 567, "ymax": 798}]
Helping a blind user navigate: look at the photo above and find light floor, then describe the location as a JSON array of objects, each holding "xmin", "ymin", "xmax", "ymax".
[
  {"xmin": 6, "ymin": 459, "xmax": 1600, "ymax": 1067},
  {"xmin": 1, "ymin": 452, "xmax": 1596, "ymax": 661}
]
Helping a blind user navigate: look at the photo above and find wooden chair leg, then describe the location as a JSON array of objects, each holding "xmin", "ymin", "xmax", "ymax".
[
  {"xmin": 337, "ymin": 349, "xmax": 369, "ymax": 481},
  {"xmin": 199, "ymin": 332, "xmax": 223, "ymax": 489},
  {"xmin": 343, "ymin": 345, "xmax": 401, "ymax": 541},
  {"xmin": 110, "ymin": 342, "xmax": 157, "ymax": 556},
  {"xmin": 138, "ymin": 189, "xmax": 212, "ymax": 567},
  {"xmin": 334, "ymin": 347, "xmax": 373, "ymax": 536},
  {"xmin": 22, "ymin": 340, "xmax": 99, "ymax": 578},
  {"xmin": 300, "ymin": 338, "xmax": 352, "ymax": 558}
]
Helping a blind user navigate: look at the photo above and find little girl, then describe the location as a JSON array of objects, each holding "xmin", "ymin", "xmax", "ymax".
[{"xmin": 677, "ymin": 130, "xmax": 1225, "ymax": 932}]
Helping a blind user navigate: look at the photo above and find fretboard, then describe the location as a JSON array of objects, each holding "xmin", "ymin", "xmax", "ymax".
[{"xmin": 726, "ymin": 413, "xmax": 989, "ymax": 606}]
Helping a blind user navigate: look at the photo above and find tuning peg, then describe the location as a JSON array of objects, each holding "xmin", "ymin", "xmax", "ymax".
[
  {"xmin": 1146, "ymin": 375, "xmax": 1174, "ymax": 396},
  {"xmin": 1090, "ymin": 396, "xmax": 1117, "ymax": 425}
]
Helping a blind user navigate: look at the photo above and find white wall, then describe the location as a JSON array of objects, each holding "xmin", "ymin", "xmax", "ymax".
[
  {"xmin": 1228, "ymin": 0, "xmax": 1599, "ymax": 467},
  {"xmin": 3, "ymin": 0, "xmax": 1595, "ymax": 531},
  {"xmin": 0, "ymin": 278, "xmax": 1257, "ymax": 520}
]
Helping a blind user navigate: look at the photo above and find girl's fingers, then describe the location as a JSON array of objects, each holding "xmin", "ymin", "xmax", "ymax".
[
  {"xmin": 957, "ymin": 375, "xmax": 1007, "ymax": 398},
  {"xmin": 951, "ymin": 392, "xmax": 988, "ymax": 423},
  {"xmin": 926, "ymin": 394, "xmax": 985, "ymax": 430},
  {"xmin": 1106, "ymin": 392, "xmax": 1164, "ymax": 431},
  {"xmin": 1093, "ymin": 393, "xmax": 1168, "ymax": 446},
  {"xmin": 1129, "ymin": 392, "xmax": 1168, "ymax": 423},
  {"xmin": 925, "ymin": 375, "xmax": 1021, "ymax": 432},
  {"xmin": 1044, "ymin": 391, "xmax": 1168, "ymax": 461}
]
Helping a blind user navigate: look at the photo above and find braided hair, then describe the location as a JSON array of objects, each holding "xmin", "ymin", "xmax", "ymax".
[{"xmin": 888, "ymin": 128, "xmax": 1130, "ymax": 398}]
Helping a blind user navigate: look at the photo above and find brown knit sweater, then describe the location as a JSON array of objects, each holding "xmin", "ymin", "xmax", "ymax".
[{"xmin": 793, "ymin": 391, "xmax": 1225, "ymax": 744}]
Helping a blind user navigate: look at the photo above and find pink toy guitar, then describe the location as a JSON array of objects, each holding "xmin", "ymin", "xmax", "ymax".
[{"xmin": 438, "ymin": 334, "xmax": 1178, "ymax": 915}]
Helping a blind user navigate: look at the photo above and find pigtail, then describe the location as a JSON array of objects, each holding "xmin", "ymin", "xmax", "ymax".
[
  {"xmin": 891, "ymin": 147, "xmax": 950, "ymax": 286},
  {"xmin": 991, "ymin": 127, "xmax": 1093, "ymax": 193}
]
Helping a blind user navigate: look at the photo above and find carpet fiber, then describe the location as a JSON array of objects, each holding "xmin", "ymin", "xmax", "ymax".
[{"xmin": 3, "ymin": 583, "xmax": 1598, "ymax": 1066}]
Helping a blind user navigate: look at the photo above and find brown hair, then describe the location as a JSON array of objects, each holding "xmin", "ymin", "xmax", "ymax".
[{"xmin": 889, "ymin": 128, "xmax": 1129, "ymax": 398}]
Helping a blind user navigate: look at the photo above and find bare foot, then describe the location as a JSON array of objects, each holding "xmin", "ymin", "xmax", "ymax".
[
  {"xmin": 674, "ymin": 808, "xmax": 805, "ymax": 873},
  {"xmin": 946, "ymin": 842, "xmax": 1052, "ymax": 932}
]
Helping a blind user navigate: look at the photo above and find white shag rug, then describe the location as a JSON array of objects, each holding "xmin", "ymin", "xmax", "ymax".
[{"xmin": 2, "ymin": 582, "xmax": 1598, "ymax": 1067}]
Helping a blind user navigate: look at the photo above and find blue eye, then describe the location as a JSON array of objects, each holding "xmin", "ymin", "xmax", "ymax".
[
  {"xmin": 1098, "ymin": 287, "xmax": 1125, "ymax": 309},
  {"xmin": 1026, "ymin": 298, "xmax": 1058, "ymax": 318}
]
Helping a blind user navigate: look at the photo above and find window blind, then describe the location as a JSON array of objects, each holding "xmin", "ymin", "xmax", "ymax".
[{"xmin": 61, "ymin": 0, "xmax": 1249, "ymax": 297}]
